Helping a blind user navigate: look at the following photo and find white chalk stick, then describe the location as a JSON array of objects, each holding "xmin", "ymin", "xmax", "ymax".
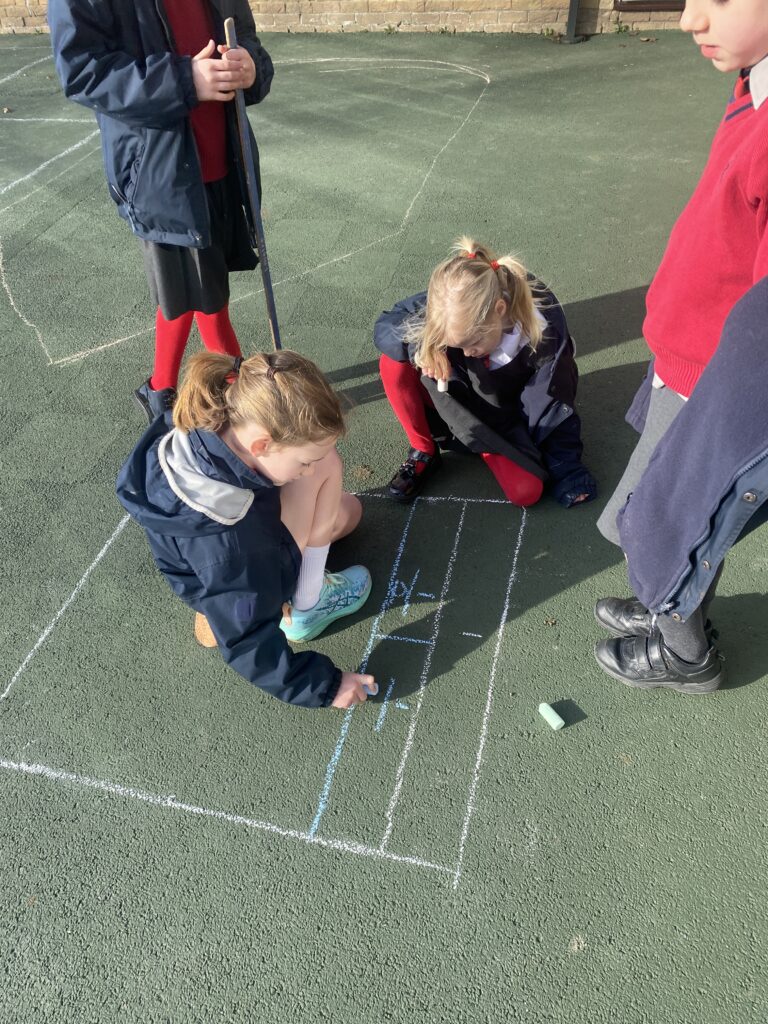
[
  {"xmin": 437, "ymin": 378, "xmax": 449, "ymax": 393},
  {"xmin": 538, "ymin": 702, "xmax": 565, "ymax": 731}
]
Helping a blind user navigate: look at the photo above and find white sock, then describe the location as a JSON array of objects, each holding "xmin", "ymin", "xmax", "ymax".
[{"xmin": 292, "ymin": 544, "xmax": 330, "ymax": 611}]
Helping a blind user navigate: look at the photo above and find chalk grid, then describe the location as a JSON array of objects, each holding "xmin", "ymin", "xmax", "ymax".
[{"xmin": 0, "ymin": 496, "xmax": 526, "ymax": 889}]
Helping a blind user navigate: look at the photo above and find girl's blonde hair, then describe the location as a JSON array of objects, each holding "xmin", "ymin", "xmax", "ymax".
[
  {"xmin": 410, "ymin": 236, "xmax": 542, "ymax": 381},
  {"xmin": 173, "ymin": 349, "xmax": 346, "ymax": 445}
]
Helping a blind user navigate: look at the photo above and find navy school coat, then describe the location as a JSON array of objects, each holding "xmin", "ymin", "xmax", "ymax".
[
  {"xmin": 48, "ymin": 0, "xmax": 274, "ymax": 248},
  {"xmin": 116, "ymin": 415, "xmax": 342, "ymax": 708}
]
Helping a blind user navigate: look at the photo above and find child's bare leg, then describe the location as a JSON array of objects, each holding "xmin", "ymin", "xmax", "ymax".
[{"xmin": 280, "ymin": 449, "xmax": 361, "ymax": 553}]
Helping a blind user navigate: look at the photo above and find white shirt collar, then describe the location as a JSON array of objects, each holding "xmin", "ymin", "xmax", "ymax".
[{"xmin": 749, "ymin": 53, "xmax": 768, "ymax": 110}]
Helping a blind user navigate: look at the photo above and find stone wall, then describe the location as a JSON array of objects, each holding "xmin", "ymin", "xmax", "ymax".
[{"xmin": 0, "ymin": 1, "xmax": 681, "ymax": 37}]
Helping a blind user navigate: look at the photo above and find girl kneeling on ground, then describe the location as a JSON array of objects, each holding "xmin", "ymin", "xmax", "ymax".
[
  {"xmin": 117, "ymin": 350, "xmax": 376, "ymax": 709},
  {"xmin": 375, "ymin": 238, "xmax": 596, "ymax": 507}
]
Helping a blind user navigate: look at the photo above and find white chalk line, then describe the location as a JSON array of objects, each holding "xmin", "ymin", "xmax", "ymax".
[
  {"xmin": 380, "ymin": 500, "xmax": 467, "ymax": 850},
  {"xmin": 0, "ymin": 143, "xmax": 102, "ymax": 364},
  {"xmin": 0, "ymin": 54, "xmax": 51, "ymax": 86},
  {"xmin": 28, "ymin": 56, "xmax": 489, "ymax": 367},
  {"xmin": 307, "ymin": 498, "xmax": 421, "ymax": 837},
  {"xmin": 375, "ymin": 633, "xmax": 432, "ymax": 646},
  {"xmin": 0, "ymin": 233, "xmax": 51, "ymax": 361},
  {"xmin": 0, "ymin": 142, "xmax": 99, "ymax": 219},
  {"xmin": 0, "ymin": 129, "xmax": 99, "ymax": 196},
  {"xmin": 0, "ymin": 756, "xmax": 452, "ymax": 876},
  {"xmin": 0, "ymin": 116, "xmax": 93, "ymax": 123},
  {"xmin": 357, "ymin": 492, "xmax": 510, "ymax": 505},
  {"xmin": 275, "ymin": 56, "xmax": 490, "ymax": 84},
  {"xmin": 319, "ymin": 65, "xmax": 480, "ymax": 79},
  {"xmin": 452, "ymin": 508, "xmax": 528, "ymax": 890},
  {"xmin": 0, "ymin": 129, "xmax": 101, "ymax": 366},
  {"xmin": 0, "ymin": 516, "xmax": 130, "ymax": 703}
]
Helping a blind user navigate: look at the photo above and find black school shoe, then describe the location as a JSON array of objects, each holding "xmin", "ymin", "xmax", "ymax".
[
  {"xmin": 134, "ymin": 379, "xmax": 177, "ymax": 424},
  {"xmin": 387, "ymin": 448, "xmax": 442, "ymax": 502},
  {"xmin": 594, "ymin": 597, "xmax": 654, "ymax": 638},
  {"xmin": 594, "ymin": 631, "xmax": 722, "ymax": 695}
]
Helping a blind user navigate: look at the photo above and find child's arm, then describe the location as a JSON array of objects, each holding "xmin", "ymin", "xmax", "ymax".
[
  {"xmin": 49, "ymin": 0, "xmax": 198, "ymax": 130},
  {"xmin": 373, "ymin": 292, "xmax": 427, "ymax": 363},
  {"xmin": 537, "ymin": 412, "xmax": 597, "ymax": 507},
  {"xmin": 192, "ymin": 555, "xmax": 344, "ymax": 708}
]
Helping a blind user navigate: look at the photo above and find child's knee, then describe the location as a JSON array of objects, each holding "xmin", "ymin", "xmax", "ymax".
[
  {"xmin": 317, "ymin": 447, "xmax": 344, "ymax": 487},
  {"xmin": 512, "ymin": 476, "xmax": 544, "ymax": 507},
  {"xmin": 334, "ymin": 492, "xmax": 362, "ymax": 541}
]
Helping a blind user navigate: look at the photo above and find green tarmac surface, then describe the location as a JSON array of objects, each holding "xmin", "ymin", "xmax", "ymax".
[{"xmin": 1, "ymin": 29, "xmax": 767, "ymax": 1024}]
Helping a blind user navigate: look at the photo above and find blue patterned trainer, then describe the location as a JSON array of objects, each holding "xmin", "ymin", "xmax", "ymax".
[{"xmin": 280, "ymin": 566, "xmax": 372, "ymax": 643}]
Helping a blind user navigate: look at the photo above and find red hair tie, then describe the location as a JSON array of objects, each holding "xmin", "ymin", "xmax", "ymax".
[
  {"xmin": 465, "ymin": 251, "xmax": 477, "ymax": 259},
  {"xmin": 490, "ymin": 260, "xmax": 500, "ymax": 271}
]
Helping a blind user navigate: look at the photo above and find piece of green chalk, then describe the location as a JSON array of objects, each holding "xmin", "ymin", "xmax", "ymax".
[{"xmin": 538, "ymin": 702, "xmax": 565, "ymax": 731}]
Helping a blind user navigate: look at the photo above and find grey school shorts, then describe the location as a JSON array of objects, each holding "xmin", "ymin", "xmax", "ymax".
[{"xmin": 597, "ymin": 383, "xmax": 687, "ymax": 547}]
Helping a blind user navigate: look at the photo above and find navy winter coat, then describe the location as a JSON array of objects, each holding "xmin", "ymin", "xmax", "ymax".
[
  {"xmin": 618, "ymin": 276, "xmax": 768, "ymax": 620},
  {"xmin": 116, "ymin": 416, "xmax": 342, "ymax": 708},
  {"xmin": 48, "ymin": 0, "xmax": 274, "ymax": 248},
  {"xmin": 374, "ymin": 285, "xmax": 597, "ymax": 506}
]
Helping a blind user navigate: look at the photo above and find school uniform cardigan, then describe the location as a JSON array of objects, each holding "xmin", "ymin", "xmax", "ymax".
[
  {"xmin": 48, "ymin": 0, "xmax": 274, "ymax": 249},
  {"xmin": 374, "ymin": 284, "xmax": 597, "ymax": 506},
  {"xmin": 619, "ymin": 276, "xmax": 768, "ymax": 621},
  {"xmin": 116, "ymin": 415, "xmax": 342, "ymax": 708}
]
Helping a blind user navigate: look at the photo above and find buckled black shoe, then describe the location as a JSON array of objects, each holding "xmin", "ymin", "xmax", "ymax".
[
  {"xmin": 134, "ymin": 379, "xmax": 177, "ymax": 424},
  {"xmin": 594, "ymin": 597, "xmax": 653, "ymax": 638},
  {"xmin": 386, "ymin": 448, "xmax": 442, "ymax": 502},
  {"xmin": 594, "ymin": 632, "xmax": 722, "ymax": 694}
]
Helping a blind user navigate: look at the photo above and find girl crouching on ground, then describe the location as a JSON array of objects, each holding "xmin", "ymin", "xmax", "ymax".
[
  {"xmin": 117, "ymin": 350, "xmax": 376, "ymax": 709},
  {"xmin": 375, "ymin": 238, "xmax": 596, "ymax": 507}
]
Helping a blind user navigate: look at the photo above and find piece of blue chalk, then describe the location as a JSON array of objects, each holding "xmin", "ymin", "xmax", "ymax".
[
  {"xmin": 538, "ymin": 702, "xmax": 565, "ymax": 731},
  {"xmin": 364, "ymin": 682, "xmax": 378, "ymax": 696}
]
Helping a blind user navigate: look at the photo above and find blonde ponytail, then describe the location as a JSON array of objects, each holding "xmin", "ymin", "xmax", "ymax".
[{"xmin": 173, "ymin": 352, "xmax": 236, "ymax": 433}]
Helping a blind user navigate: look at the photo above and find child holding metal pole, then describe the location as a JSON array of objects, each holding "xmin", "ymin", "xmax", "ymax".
[
  {"xmin": 116, "ymin": 349, "xmax": 376, "ymax": 709},
  {"xmin": 374, "ymin": 238, "xmax": 597, "ymax": 508},
  {"xmin": 593, "ymin": 0, "xmax": 768, "ymax": 694},
  {"xmin": 48, "ymin": 0, "xmax": 274, "ymax": 420}
]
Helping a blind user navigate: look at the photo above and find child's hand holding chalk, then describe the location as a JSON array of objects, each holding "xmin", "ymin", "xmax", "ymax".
[{"xmin": 332, "ymin": 672, "xmax": 378, "ymax": 708}]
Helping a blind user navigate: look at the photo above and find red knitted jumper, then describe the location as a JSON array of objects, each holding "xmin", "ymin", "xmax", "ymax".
[
  {"xmin": 643, "ymin": 72, "xmax": 768, "ymax": 397},
  {"xmin": 163, "ymin": 0, "xmax": 227, "ymax": 183}
]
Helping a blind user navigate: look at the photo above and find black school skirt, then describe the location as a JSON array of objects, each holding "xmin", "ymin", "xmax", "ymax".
[{"xmin": 141, "ymin": 174, "xmax": 258, "ymax": 320}]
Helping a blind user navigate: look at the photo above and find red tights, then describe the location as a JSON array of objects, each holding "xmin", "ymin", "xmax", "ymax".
[
  {"xmin": 379, "ymin": 354, "xmax": 543, "ymax": 508},
  {"xmin": 150, "ymin": 304, "xmax": 242, "ymax": 391}
]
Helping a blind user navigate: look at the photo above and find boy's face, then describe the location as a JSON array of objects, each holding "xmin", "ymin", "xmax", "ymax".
[{"xmin": 680, "ymin": 0, "xmax": 768, "ymax": 72}]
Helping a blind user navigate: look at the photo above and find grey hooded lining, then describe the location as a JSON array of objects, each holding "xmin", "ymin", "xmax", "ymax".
[{"xmin": 158, "ymin": 429, "xmax": 254, "ymax": 526}]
